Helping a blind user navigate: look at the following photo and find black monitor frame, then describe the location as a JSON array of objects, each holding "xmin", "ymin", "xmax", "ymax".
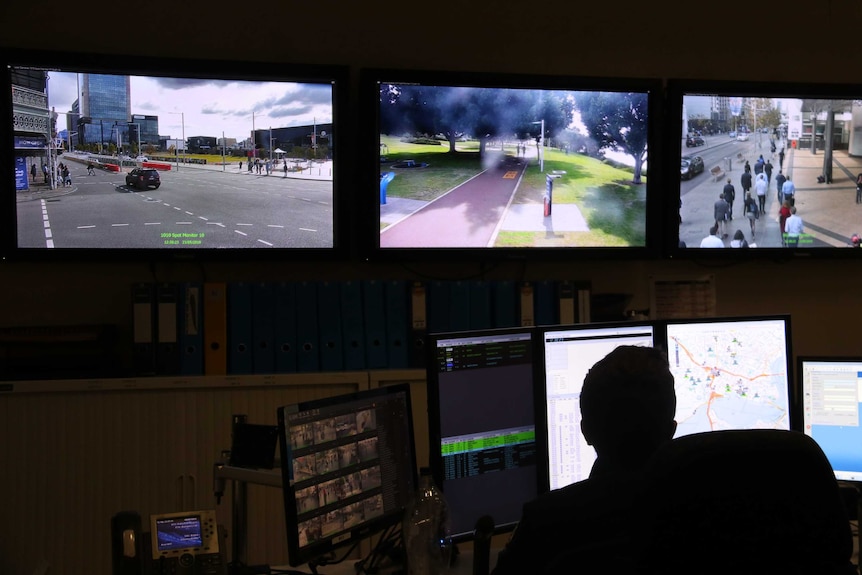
[
  {"xmin": 1, "ymin": 48, "xmax": 350, "ymax": 262},
  {"xmin": 359, "ymin": 67, "xmax": 665, "ymax": 263},
  {"xmin": 276, "ymin": 384, "xmax": 418, "ymax": 567}
]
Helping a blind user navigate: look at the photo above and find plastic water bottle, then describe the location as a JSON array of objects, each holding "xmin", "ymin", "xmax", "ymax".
[{"xmin": 403, "ymin": 467, "xmax": 453, "ymax": 575}]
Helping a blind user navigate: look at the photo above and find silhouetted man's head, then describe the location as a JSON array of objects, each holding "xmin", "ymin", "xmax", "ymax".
[{"xmin": 580, "ymin": 346, "xmax": 677, "ymax": 470}]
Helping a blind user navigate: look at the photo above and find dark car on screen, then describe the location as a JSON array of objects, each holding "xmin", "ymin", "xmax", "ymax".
[
  {"xmin": 680, "ymin": 155, "xmax": 704, "ymax": 180},
  {"xmin": 125, "ymin": 167, "xmax": 161, "ymax": 190},
  {"xmin": 685, "ymin": 135, "xmax": 705, "ymax": 147}
]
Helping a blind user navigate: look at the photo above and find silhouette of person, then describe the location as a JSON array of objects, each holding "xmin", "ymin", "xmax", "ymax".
[{"xmin": 492, "ymin": 346, "xmax": 677, "ymax": 575}]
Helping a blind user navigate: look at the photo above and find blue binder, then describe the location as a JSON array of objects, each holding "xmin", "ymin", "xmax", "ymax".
[
  {"xmin": 227, "ymin": 282, "xmax": 253, "ymax": 374},
  {"xmin": 156, "ymin": 282, "xmax": 180, "ymax": 375},
  {"xmin": 385, "ymin": 280, "xmax": 409, "ymax": 369},
  {"xmin": 427, "ymin": 280, "xmax": 451, "ymax": 334},
  {"xmin": 252, "ymin": 282, "xmax": 276, "ymax": 374},
  {"xmin": 131, "ymin": 282, "xmax": 156, "ymax": 375},
  {"xmin": 274, "ymin": 282, "xmax": 298, "ymax": 373},
  {"xmin": 492, "ymin": 280, "xmax": 517, "ymax": 328},
  {"xmin": 317, "ymin": 281, "xmax": 344, "ymax": 371},
  {"xmin": 340, "ymin": 280, "xmax": 367, "ymax": 370},
  {"xmin": 448, "ymin": 280, "xmax": 471, "ymax": 332},
  {"xmin": 534, "ymin": 280, "xmax": 557, "ymax": 326},
  {"xmin": 179, "ymin": 282, "xmax": 203, "ymax": 375},
  {"xmin": 296, "ymin": 281, "xmax": 320, "ymax": 372},
  {"xmin": 362, "ymin": 280, "xmax": 388, "ymax": 369}
]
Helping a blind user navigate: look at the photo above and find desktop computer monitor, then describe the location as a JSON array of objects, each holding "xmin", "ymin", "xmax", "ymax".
[
  {"xmin": 276, "ymin": 384, "xmax": 417, "ymax": 567},
  {"xmin": 538, "ymin": 322, "xmax": 655, "ymax": 491},
  {"xmin": 799, "ymin": 357, "xmax": 862, "ymax": 482},
  {"xmin": 665, "ymin": 315, "xmax": 792, "ymax": 438},
  {"xmin": 427, "ymin": 328, "xmax": 538, "ymax": 540}
]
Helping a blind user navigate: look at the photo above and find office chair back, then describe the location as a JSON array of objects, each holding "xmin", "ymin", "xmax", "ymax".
[{"xmin": 636, "ymin": 429, "xmax": 855, "ymax": 575}]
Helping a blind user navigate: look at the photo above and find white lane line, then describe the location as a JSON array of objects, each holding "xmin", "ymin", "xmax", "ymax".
[
  {"xmin": 41, "ymin": 199, "xmax": 54, "ymax": 248},
  {"xmin": 173, "ymin": 206, "xmax": 182, "ymax": 211},
  {"xmin": 198, "ymin": 216, "xmax": 208, "ymax": 221},
  {"xmin": 267, "ymin": 224, "xmax": 284, "ymax": 228},
  {"xmin": 77, "ymin": 225, "xmax": 96, "ymax": 229},
  {"xmin": 112, "ymin": 223, "xmax": 130, "ymax": 227},
  {"xmin": 185, "ymin": 211, "xmax": 193, "ymax": 215},
  {"xmin": 236, "ymin": 223, "xmax": 253, "ymax": 227},
  {"xmin": 144, "ymin": 222, "xmax": 161, "ymax": 225},
  {"xmin": 299, "ymin": 228, "xmax": 317, "ymax": 232},
  {"xmin": 234, "ymin": 230, "xmax": 248, "ymax": 236},
  {"xmin": 207, "ymin": 222, "xmax": 225, "ymax": 227},
  {"xmin": 176, "ymin": 222, "xmax": 193, "ymax": 225},
  {"xmin": 257, "ymin": 239, "xmax": 273, "ymax": 246}
]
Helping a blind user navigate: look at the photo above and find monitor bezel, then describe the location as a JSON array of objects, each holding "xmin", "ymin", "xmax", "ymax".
[
  {"xmin": 276, "ymin": 383, "xmax": 418, "ymax": 567},
  {"xmin": 359, "ymin": 67, "xmax": 665, "ymax": 263},
  {"xmin": 665, "ymin": 78, "xmax": 862, "ymax": 260},
  {"xmin": 1, "ymin": 48, "xmax": 351, "ymax": 262}
]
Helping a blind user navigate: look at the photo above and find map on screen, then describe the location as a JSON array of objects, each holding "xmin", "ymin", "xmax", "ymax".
[{"xmin": 666, "ymin": 318, "xmax": 791, "ymax": 437}]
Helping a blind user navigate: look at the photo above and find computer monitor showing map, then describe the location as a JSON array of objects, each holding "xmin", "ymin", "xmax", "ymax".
[
  {"xmin": 427, "ymin": 328, "xmax": 538, "ymax": 540},
  {"xmin": 799, "ymin": 357, "xmax": 862, "ymax": 482},
  {"xmin": 538, "ymin": 322, "xmax": 655, "ymax": 491},
  {"xmin": 664, "ymin": 316, "xmax": 792, "ymax": 438}
]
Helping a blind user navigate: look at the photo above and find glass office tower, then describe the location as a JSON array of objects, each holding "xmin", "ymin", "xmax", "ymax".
[{"xmin": 79, "ymin": 73, "xmax": 131, "ymax": 148}]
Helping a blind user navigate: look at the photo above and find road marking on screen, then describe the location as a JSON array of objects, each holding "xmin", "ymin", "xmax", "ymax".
[
  {"xmin": 267, "ymin": 225, "xmax": 285, "ymax": 228},
  {"xmin": 504, "ymin": 171, "xmax": 518, "ymax": 179},
  {"xmin": 257, "ymin": 239, "xmax": 273, "ymax": 246},
  {"xmin": 235, "ymin": 230, "xmax": 248, "ymax": 236},
  {"xmin": 207, "ymin": 222, "xmax": 226, "ymax": 227},
  {"xmin": 144, "ymin": 222, "xmax": 161, "ymax": 225},
  {"xmin": 237, "ymin": 223, "xmax": 253, "ymax": 226},
  {"xmin": 176, "ymin": 222, "xmax": 192, "ymax": 225},
  {"xmin": 299, "ymin": 228, "xmax": 316, "ymax": 232},
  {"xmin": 173, "ymin": 207, "xmax": 182, "ymax": 211},
  {"xmin": 77, "ymin": 225, "xmax": 96, "ymax": 229},
  {"xmin": 185, "ymin": 211, "xmax": 194, "ymax": 215},
  {"xmin": 111, "ymin": 223, "xmax": 130, "ymax": 227},
  {"xmin": 198, "ymin": 216, "xmax": 208, "ymax": 221}
]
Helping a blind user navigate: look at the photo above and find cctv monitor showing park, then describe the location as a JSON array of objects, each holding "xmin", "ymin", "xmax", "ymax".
[
  {"xmin": 8, "ymin": 57, "xmax": 339, "ymax": 256},
  {"xmin": 374, "ymin": 77, "xmax": 654, "ymax": 253},
  {"xmin": 675, "ymin": 86, "xmax": 862, "ymax": 252}
]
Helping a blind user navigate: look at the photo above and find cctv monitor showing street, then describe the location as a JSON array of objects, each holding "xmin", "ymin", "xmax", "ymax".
[
  {"xmin": 6, "ymin": 56, "xmax": 340, "ymax": 256},
  {"xmin": 674, "ymin": 85, "xmax": 862, "ymax": 252},
  {"xmin": 374, "ymin": 74, "xmax": 655, "ymax": 254}
]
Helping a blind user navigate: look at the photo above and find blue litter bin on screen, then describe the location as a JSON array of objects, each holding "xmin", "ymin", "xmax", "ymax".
[{"xmin": 380, "ymin": 172, "xmax": 396, "ymax": 204}]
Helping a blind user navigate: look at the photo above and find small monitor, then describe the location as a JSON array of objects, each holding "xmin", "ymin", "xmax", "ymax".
[
  {"xmin": 665, "ymin": 315, "xmax": 792, "ymax": 438},
  {"xmin": 276, "ymin": 384, "xmax": 417, "ymax": 567},
  {"xmin": 538, "ymin": 322, "xmax": 655, "ymax": 491},
  {"xmin": 427, "ymin": 328, "xmax": 538, "ymax": 540},
  {"xmin": 149, "ymin": 510, "xmax": 220, "ymax": 559},
  {"xmin": 799, "ymin": 357, "xmax": 862, "ymax": 482}
]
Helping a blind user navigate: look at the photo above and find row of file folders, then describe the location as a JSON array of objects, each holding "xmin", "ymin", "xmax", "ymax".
[{"xmin": 131, "ymin": 279, "xmax": 591, "ymax": 376}]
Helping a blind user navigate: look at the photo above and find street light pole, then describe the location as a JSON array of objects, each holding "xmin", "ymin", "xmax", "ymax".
[
  {"xmin": 531, "ymin": 119, "xmax": 545, "ymax": 172},
  {"xmin": 168, "ymin": 111, "xmax": 185, "ymax": 170}
]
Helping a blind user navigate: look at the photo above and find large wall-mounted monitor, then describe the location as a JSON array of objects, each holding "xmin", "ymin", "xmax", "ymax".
[
  {"xmin": 361, "ymin": 68, "xmax": 663, "ymax": 261},
  {"xmin": 799, "ymin": 357, "xmax": 862, "ymax": 482},
  {"xmin": 666, "ymin": 79, "xmax": 862, "ymax": 258},
  {"xmin": 665, "ymin": 315, "xmax": 792, "ymax": 438},
  {"xmin": 276, "ymin": 384, "xmax": 417, "ymax": 567},
  {"xmin": 2, "ymin": 49, "xmax": 348, "ymax": 261},
  {"xmin": 537, "ymin": 322, "xmax": 655, "ymax": 491},
  {"xmin": 427, "ymin": 328, "xmax": 538, "ymax": 540}
]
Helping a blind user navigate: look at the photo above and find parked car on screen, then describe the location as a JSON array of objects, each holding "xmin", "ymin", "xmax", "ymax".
[
  {"xmin": 728, "ymin": 131, "xmax": 737, "ymax": 138},
  {"xmin": 136, "ymin": 156, "xmax": 148, "ymax": 162},
  {"xmin": 737, "ymin": 133, "xmax": 750, "ymax": 142},
  {"xmin": 680, "ymin": 155, "xmax": 704, "ymax": 180},
  {"xmin": 686, "ymin": 135, "xmax": 705, "ymax": 147},
  {"xmin": 125, "ymin": 167, "xmax": 161, "ymax": 190}
]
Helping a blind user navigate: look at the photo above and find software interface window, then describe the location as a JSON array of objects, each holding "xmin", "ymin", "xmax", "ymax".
[
  {"xmin": 542, "ymin": 324, "xmax": 654, "ymax": 490},
  {"xmin": 802, "ymin": 360, "xmax": 862, "ymax": 481},
  {"xmin": 432, "ymin": 331, "xmax": 537, "ymax": 538}
]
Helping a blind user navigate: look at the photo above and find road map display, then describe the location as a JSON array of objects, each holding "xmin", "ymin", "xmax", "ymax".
[{"xmin": 666, "ymin": 317, "xmax": 791, "ymax": 437}]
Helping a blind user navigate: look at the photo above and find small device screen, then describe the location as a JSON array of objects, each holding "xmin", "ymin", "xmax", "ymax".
[{"xmin": 154, "ymin": 515, "xmax": 202, "ymax": 552}]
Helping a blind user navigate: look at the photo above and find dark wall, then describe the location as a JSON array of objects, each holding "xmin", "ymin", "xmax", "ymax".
[{"xmin": 2, "ymin": 1, "xmax": 862, "ymax": 365}]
